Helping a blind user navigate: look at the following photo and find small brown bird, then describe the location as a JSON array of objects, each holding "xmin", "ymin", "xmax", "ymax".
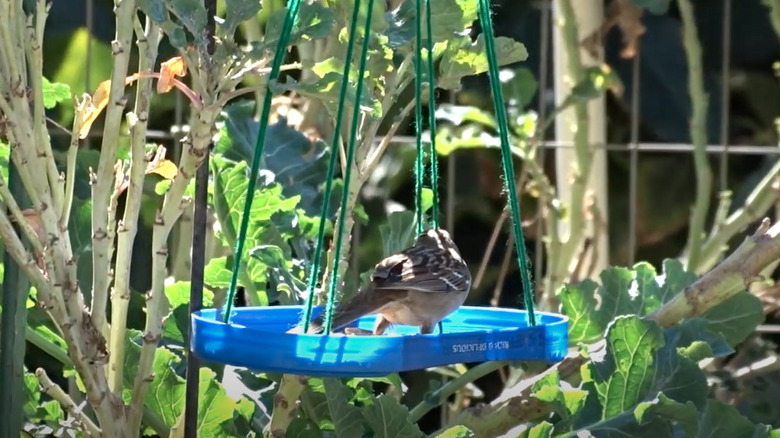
[{"xmin": 307, "ymin": 228, "xmax": 471, "ymax": 335}]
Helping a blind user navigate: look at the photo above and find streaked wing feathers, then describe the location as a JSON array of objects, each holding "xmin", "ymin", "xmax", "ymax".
[{"xmin": 370, "ymin": 242, "xmax": 470, "ymax": 293}]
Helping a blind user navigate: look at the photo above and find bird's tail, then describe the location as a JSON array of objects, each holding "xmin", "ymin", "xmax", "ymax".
[{"xmin": 300, "ymin": 286, "xmax": 387, "ymax": 334}]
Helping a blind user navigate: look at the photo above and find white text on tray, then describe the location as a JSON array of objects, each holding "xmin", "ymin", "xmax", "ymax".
[{"xmin": 451, "ymin": 340, "xmax": 510, "ymax": 353}]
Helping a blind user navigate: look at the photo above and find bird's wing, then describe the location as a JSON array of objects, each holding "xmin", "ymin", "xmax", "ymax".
[{"xmin": 371, "ymin": 244, "xmax": 469, "ymax": 293}]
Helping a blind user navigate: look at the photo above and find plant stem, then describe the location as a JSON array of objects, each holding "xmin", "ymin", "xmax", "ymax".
[
  {"xmin": 409, "ymin": 361, "xmax": 506, "ymax": 422},
  {"xmin": 763, "ymin": 0, "xmax": 780, "ymax": 40},
  {"xmin": 107, "ymin": 17, "xmax": 161, "ymax": 394},
  {"xmin": 61, "ymin": 109, "xmax": 85, "ymax": 229},
  {"xmin": 697, "ymin": 158, "xmax": 780, "ymax": 273},
  {"xmin": 545, "ymin": 0, "xmax": 592, "ymax": 308},
  {"xmin": 266, "ymin": 374, "xmax": 306, "ymax": 438},
  {"xmin": 449, "ymin": 219, "xmax": 780, "ymax": 436},
  {"xmin": 127, "ymin": 108, "xmax": 220, "ymax": 432},
  {"xmin": 90, "ymin": 0, "xmax": 137, "ymax": 346},
  {"xmin": 0, "ymin": 163, "xmax": 30, "ymax": 438},
  {"xmin": 678, "ymin": 0, "xmax": 712, "ymax": 272},
  {"xmin": 36, "ymin": 368, "xmax": 102, "ymax": 437}
]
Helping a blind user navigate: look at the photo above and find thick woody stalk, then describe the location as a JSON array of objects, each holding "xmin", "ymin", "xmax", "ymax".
[
  {"xmin": 107, "ymin": 17, "xmax": 161, "ymax": 394},
  {"xmin": 697, "ymin": 158, "xmax": 780, "ymax": 273},
  {"xmin": 36, "ymin": 368, "xmax": 102, "ymax": 437},
  {"xmin": 679, "ymin": 0, "xmax": 713, "ymax": 272},
  {"xmin": 126, "ymin": 109, "xmax": 219, "ymax": 432},
  {"xmin": 0, "ymin": 1, "xmax": 124, "ymax": 434},
  {"xmin": 545, "ymin": 0, "xmax": 592, "ymax": 306},
  {"xmin": 90, "ymin": 0, "xmax": 137, "ymax": 335},
  {"xmin": 445, "ymin": 219, "xmax": 780, "ymax": 437}
]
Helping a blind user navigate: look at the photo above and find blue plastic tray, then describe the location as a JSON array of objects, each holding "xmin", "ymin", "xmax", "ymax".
[{"xmin": 190, "ymin": 305, "xmax": 568, "ymax": 377}]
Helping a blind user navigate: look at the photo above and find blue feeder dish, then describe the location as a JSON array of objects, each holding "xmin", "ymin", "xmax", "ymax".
[{"xmin": 190, "ymin": 305, "xmax": 568, "ymax": 377}]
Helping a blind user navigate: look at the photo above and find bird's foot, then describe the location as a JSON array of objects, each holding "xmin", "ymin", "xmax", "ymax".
[{"xmin": 344, "ymin": 327, "xmax": 374, "ymax": 336}]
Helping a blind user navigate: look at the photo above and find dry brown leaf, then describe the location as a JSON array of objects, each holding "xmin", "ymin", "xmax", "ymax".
[
  {"xmin": 581, "ymin": 0, "xmax": 645, "ymax": 59},
  {"xmin": 78, "ymin": 79, "xmax": 112, "ymax": 139},
  {"xmin": 157, "ymin": 56, "xmax": 187, "ymax": 94},
  {"xmin": 147, "ymin": 159, "xmax": 178, "ymax": 180},
  {"xmin": 15, "ymin": 208, "xmax": 45, "ymax": 242},
  {"xmin": 114, "ymin": 159, "xmax": 178, "ymax": 195}
]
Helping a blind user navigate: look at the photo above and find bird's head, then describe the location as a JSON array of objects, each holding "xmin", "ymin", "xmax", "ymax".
[{"xmin": 415, "ymin": 228, "xmax": 461, "ymax": 254}]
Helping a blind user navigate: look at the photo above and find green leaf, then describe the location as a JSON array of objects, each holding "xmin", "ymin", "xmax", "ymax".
[
  {"xmin": 204, "ymin": 256, "xmax": 236, "ymax": 289},
  {"xmin": 41, "ymin": 77, "xmax": 71, "ymax": 109},
  {"xmin": 635, "ymin": 393, "xmax": 699, "ymax": 437},
  {"xmin": 137, "ymin": 0, "xmax": 188, "ymax": 48},
  {"xmin": 362, "ymin": 394, "xmax": 422, "ymax": 438},
  {"xmin": 560, "ymin": 260, "xmax": 697, "ymax": 344},
  {"xmin": 323, "ymin": 378, "xmax": 366, "ymax": 438},
  {"xmin": 700, "ymin": 292, "xmax": 765, "ymax": 347},
  {"xmin": 531, "ymin": 370, "xmax": 588, "ymax": 419},
  {"xmin": 165, "ymin": 281, "xmax": 215, "ymax": 309},
  {"xmin": 216, "ymin": 101, "xmax": 331, "ymax": 216},
  {"xmin": 696, "ymin": 400, "xmax": 771, "ymax": 438},
  {"xmin": 196, "ymin": 368, "xmax": 238, "ymax": 436},
  {"xmin": 384, "ymin": 0, "xmax": 477, "ymax": 49},
  {"xmin": 420, "ymin": 188, "xmax": 434, "ymax": 215},
  {"xmin": 162, "ymin": 281, "xmax": 215, "ymax": 344},
  {"xmin": 438, "ymin": 35, "xmax": 529, "ymax": 90},
  {"xmin": 287, "ymin": 417, "xmax": 323, "ymax": 438},
  {"xmin": 22, "ymin": 371, "xmax": 41, "ymax": 419},
  {"xmin": 434, "ymin": 425, "xmax": 474, "ymax": 438},
  {"xmin": 670, "ymin": 317, "xmax": 733, "ymax": 359},
  {"xmin": 260, "ymin": 1, "xmax": 336, "ymax": 51},
  {"xmin": 586, "ymin": 316, "xmax": 665, "ymax": 418},
  {"xmin": 168, "ymin": 0, "xmax": 208, "ymax": 38},
  {"xmin": 251, "ymin": 245, "xmax": 307, "ymax": 304},
  {"xmin": 221, "ymin": 0, "xmax": 263, "ymax": 38},
  {"xmin": 501, "ymin": 67, "xmax": 538, "ymax": 110},
  {"xmin": 515, "ymin": 422, "xmax": 554, "ymax": 438},
  {"xmin": 0, "ymin": 140, "xmax": 8, "ymax": 183},
  {"xmin": 378, "ymin": 210, "xmax": 417, "ymax": 258}
]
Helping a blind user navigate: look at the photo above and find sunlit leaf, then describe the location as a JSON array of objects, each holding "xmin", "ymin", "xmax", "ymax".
[
  {"xmin": 41, "ymin": 77, "xmax": 72, "ymax": 109},
  {"xmin": 157, "ymin": 56, "xmax": 187, "ymax": 94},
  {"xmin": 635, "ymin": 393, "xmax": 699, "ymax": 437},
  {"xmin": 559, "ymin": 259, "xmax": 697, "ymax": 344},
  {"xmin": 586, "ymin": 316, "xmax": 665, "ymax": 418},
  {"xmin": 439, "ymin": 35, "xmax": 529, "ymax": 90},
  {"xmin": 78, "ymin": 79, "xmax": 111, "ymax": 139}
]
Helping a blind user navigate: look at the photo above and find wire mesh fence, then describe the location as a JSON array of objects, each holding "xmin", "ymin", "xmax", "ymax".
[{"xmin": 57, "ymin": 0, "xmax": 779, "ymax": 319}]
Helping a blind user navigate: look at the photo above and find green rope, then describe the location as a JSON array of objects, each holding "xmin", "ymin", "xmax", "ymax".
[
  {"xmin": 222, "ymin": 0, "xmax": 302, "ymax": 323},
  {"xmin": 300, "ymin": 0, "xmax": 363, "ymax": 333},
  {"xmin": 477, "ymin": 0, "xmax": 537, "ymax": 326},
  {"xmin": 322, "ymin": 0, "xmax": 376, "ymax": 334},
  {"xmin": 414, "ymin": 0, "xmax": 442, "ymax": 233},
  {"xmin": 413, "ymin": 0, "xmax": 426, "ymax": 235},
  {"xmin": 423, "ymin": 0, "xmax": 440, "ymax": 228}
]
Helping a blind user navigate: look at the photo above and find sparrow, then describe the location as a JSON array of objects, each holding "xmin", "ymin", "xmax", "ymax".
[{"xmin": 306, "ymin": 227, "xmax": 472, "ymax": 335}]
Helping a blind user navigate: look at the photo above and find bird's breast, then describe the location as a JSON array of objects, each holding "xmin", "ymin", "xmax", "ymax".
[{"xmin": 377, "ymin": 290, "xmax": 468, "ymax": 327}]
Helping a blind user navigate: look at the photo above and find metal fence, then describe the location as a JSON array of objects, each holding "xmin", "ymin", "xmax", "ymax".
[{"xmin": 59, "ymin": 0, "xmax": 779, "ymax": 314}]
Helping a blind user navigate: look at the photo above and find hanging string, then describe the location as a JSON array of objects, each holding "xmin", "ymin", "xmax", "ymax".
[
  {"xmin": 414, "ymin": 0, "xmax": 442, "ymax": 233},
  {"xmin": 222, "ymin": 0, "xmax": 302, "ymax": 323},
  {"xmin": 477, "ymin": 0, "xmax": 537, "ymax": 326},
  {"xmin": 322, "ymin": 0, "xmax": 376, "ymax": 334},
  {"xmin": 301, "ymin": 0, "xmax": 364, "ymax": 333},
  {"xmin": 423, "ymin": 0, "xmax": 440, "ymax": 228},
  {"xmin": 413, "ymin": 0, "xmax": 426, "ymax": 235}
]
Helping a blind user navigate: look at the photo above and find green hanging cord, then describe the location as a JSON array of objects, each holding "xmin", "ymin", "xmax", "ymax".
[
  {"xmin": 322, "ymin": 0, "xmax": 376, "ymax": 334},
  {"xmin": 413, "ymin": 0, "xmax": 426, "ymax": 235},
  {"xmin": 423, "ymin": 0, "xmax": 440, "ymax": 229},
  {"xmin": 300, "ymin": 0, "xmax": 363, "ymax": 333},
  {"xmin": 222, "ymin": 0, "xmax": 302, "ymax": 323},
  {"xmin": 477, "ymin": 0, "xmax": 537, "ymax": 326}
]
